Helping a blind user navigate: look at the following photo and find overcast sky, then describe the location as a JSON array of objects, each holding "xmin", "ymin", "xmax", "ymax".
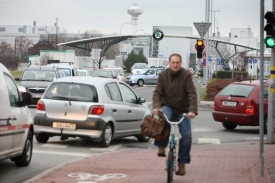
[{"xmin": 0, "ymin": 0, "xmax": 272, "ymax": 38}]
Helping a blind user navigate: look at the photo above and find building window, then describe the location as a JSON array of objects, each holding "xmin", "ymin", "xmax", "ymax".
[
  {"xmin": 18, "ymin": 28, "xmax": 23, "ymax": 32},
  {"xmin": 0, "ymin": 27, "xmax": 5, "ymax": 32}
]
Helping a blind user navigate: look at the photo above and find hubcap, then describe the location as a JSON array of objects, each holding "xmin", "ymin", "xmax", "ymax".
[
  {"xmin": 105, "ymin": 126, "xmax": 112, "ymax": 144},
  {"xmin": 138, "ymin": 80, "xmax": 143, "ymax": 86}
]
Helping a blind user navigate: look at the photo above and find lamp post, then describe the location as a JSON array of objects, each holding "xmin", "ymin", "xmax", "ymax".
[
  {"xmin": 119, "ymin": 23, "xmax": 132, "ymax": 58},
  {"xmin": 211, "ymin": 10, "xmax": 220, "ymax": 38}
]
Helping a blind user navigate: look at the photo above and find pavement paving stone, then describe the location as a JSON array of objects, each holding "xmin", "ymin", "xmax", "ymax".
[{"xmin": 26, "ymin": 142, "xmax": 275, "ymax": 183}]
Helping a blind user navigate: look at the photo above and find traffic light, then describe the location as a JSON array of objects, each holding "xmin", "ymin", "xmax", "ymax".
[
  {"xmin": 264, "ymin": 11, "xmax": 275, "ymax": 48},
  {"xmin": 196, "ymin": 39, "xmax": 204, "ymax": 59}
]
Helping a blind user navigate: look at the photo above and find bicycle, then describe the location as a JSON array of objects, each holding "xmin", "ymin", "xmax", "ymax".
[{"xmin": 162, "ymin": 113, "xmax": 186, "ymax": 183}]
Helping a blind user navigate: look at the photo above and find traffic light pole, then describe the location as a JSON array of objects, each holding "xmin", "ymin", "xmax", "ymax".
[
  {"xmin": 267, "ymin": 2, "xmax": 275, "ymax": 144},
  {"xmin": 205, "ymin": 0, "xmax": 210, "ymax": 85}
]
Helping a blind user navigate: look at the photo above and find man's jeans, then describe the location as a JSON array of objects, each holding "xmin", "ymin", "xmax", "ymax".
[{"xmin": 154, "ymin": 105, "xmax": 192, "ymax": 164}]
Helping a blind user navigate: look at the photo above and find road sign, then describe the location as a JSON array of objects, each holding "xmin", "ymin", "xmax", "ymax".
[
  {"xmin": 193, "ymin": 22, "xmax": 212, "ymax": 38},
  {"xmin": 208, "ymin": 56, "xmax": 212, "ymax": 61},
  {"xmin": 248, "ymin": 58, "xmax": 253, "ymax": 64},
  {"xmin": 253, "ymin": 59, "xmax": 257, "ymax": 64},
  {"xmin": 217, "ymin": 58, "xmax": 221, "ymax": 65}
]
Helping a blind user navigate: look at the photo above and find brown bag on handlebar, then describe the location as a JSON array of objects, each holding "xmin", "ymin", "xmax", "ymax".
[{"xmin": 140, "ymin": 111, "xmax": 169, "ymax": 141}]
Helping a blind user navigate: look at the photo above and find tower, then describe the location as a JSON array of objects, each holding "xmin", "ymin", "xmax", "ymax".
[{"xmin": 127, "ymin": 3, "xmax": 143, "ymax": 34}]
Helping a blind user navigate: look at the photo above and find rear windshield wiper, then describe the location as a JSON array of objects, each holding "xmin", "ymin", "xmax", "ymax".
[
  {"xmin": 51, "ymin": 96, "xmax": 78, "ymax": 104},
  {"xmin": 37, "ymin": 79, "xmax": 53, "ymax": 82},
  {"xmin": 229, "ymin": 94, "xmax": 246, "ymax": 98}
]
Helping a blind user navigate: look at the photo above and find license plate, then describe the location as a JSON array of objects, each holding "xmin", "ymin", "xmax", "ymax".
[
  {"xmin": 222, "ymin": 101, "xmax": 237, "ymax": 107},
  {"xmin": 52, "ymin": 122, "xmax": 76, "ymax": 130}
]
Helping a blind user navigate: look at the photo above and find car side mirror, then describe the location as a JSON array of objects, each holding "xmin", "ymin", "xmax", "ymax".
[
  {"xmin": 137, "ymin": 97, "xmax": 145, "ymax": 104},
  {"xmin": 14, "ymin": 77, "xmax": 20, "ymax": 81},
  {"xmin": 21, "ymin": 92, "xmax": 32, "ymax": 106}
]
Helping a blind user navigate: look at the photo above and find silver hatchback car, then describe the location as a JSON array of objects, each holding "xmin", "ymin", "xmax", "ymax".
[{"xmin": 34, "ymin": 77, "xmax": 151, "ymax": 147}]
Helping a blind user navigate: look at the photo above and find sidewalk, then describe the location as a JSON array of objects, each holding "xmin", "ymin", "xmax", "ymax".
[{"xmin": 26, "ymin": 142, "xmax": 275, "ymax": 183}]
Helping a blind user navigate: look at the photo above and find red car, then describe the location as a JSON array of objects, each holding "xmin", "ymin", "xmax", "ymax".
[{"xmin": 212, "ymin": 80, "xmax": 269, "ymax": 133}]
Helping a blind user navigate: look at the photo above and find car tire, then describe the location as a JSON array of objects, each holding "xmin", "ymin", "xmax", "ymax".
[
  {"xmin": 98, "ymin": 123, "xmax": 112, "ymax": 147},
  {"xmin": 222, "ymin": 122, "xmax": 237, "ymax": 130},
  {"xmin": 137, "ymin": 79, "xmax": 144, "ymax": 87},
  {"xmin": 136, "ymin": 134, "xmax": 150, "ymax": 142},
  {"xmin": 11, "ymin": 130, "xmax": 33, "ymax": 167},
  {"xmin": 35, "ymin": 133, "xmax": 50, "ymax": 143}
]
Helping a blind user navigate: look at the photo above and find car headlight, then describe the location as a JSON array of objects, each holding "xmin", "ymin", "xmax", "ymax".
[{"xmin": 18, "ymin": 85, "xmax": 27, "ymax": 92}]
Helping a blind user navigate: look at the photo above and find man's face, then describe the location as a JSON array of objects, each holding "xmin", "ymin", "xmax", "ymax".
[{"xmin": 169, "ymin": 56, "xmax": 182, "ymax": 72}]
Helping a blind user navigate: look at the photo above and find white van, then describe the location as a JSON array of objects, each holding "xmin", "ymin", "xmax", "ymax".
[
  {"xmin": 0, "ymin": 63, "xmax": 33, "ymax": 166},
  {"xmin": 47, "ymin": 63, "xmax": 77, "ymax": 77}
]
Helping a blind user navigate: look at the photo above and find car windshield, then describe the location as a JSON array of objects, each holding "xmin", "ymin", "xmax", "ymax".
[
  {"xmin": 91, "ymin": 70, "xmax": 113, "ymax": 78},
  {"xmin": 21, "ymin": 70, "xmax": 57, "ymax": 81},
  {"xmin": 133, "ymin": 64, "xmax": 147, "ymax": 69},
  {"xmin": 57, "ymin": 68, "xmax": 71, "ymax": 76},
  {"xmin": 44, "ymin": 83, "xmax": 98, "ymax": 102},
  {"xmin": 77, "ymin": 71, "xmax": 87, "ymax": 76},
  {"xmin": 218, "ymin": 84, "xmax": 255, "ymax": 98}
]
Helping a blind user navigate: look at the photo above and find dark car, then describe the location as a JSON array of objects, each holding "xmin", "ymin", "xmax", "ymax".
[
  {"xmin": 15, "ymin": 65, "xmax": 60, "ymax": 105},
  {"xmin": 212, "ymin": 80, "xmax": 269, "ymax": 133}
]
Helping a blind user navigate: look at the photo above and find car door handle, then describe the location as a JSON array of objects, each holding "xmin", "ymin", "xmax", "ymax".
[
  {"xmin": 128, "ymin": 110, "xmax": 132, "ymax": 113},
  {"xmin": 113, "ymin": 109, "xmax": 117, "ymax": 112}
]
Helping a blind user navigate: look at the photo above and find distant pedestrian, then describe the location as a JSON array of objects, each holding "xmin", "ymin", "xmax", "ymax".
[{"xmin": 152, "ymin": 53, "xmax": 198, "ymax": 176}]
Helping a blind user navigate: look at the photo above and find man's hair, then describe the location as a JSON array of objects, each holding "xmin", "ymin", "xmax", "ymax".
[{"xmin": 169, "ymin": 53, "xmax": 182, "ymax": 62}]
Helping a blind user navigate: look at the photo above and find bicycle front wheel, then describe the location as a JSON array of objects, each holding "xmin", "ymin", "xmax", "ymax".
[{"xmin": 167, "ymin": 150, "xmax": 174, "ymax": 183}]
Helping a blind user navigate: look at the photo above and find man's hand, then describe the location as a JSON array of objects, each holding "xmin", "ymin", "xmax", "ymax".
[
  {"xmin": 187, "ymin": 112, "xmax": 196, "ymax": 119},
  {"xmin": 152, "ymin": 108, "xmax": 160, "ymax": 115}
]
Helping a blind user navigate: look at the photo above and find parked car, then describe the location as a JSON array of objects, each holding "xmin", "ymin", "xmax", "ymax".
[
  {"xmin": 77, "ymin": 68, "xmax": 94, "ymax": 76},
  {"xmin": 0, "ymin": 63, "xmax": 33, "ymax": 166},
  {"xmin": 47, "ymin": 63, "xmax": 77, "ymax": 76},
  {"xmin": 91, "ymin": 69, "xmax": 117, "ymax": 79},
  {"xmin": 104, "ymin": 67, "xmax": 125, "ymax": 82},
  {"xmin": 126, "ymin": 67, "xmax": 165, "ymax": 86},
  {"xmin": 131, "ymin": 63, "xmax": 148, "ymax": 75},
  {"xmin": 15, "ymin": 65, "xmax": 60, "ymax": 105},
  {"xmin": 212, "ymin": 80, "xmax": 269, "ymax": 133},
  {"xmin": 33, "ymin": 77, "xmax": 151, "ymax": 147}
]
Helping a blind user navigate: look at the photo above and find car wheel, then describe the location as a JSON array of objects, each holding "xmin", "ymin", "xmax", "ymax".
[
  {"xmin": 11, "ymin": 130, "xmax": 33, "ymax": 167},
  {"xmin": 137, "ymin": 79, "xmax": 144, "ymax": 87},
  {"xmin": 222, "ymin": 122, "xmax": 237, "ymax": 130},
  {"xmin": 35, "ymin": 133, "xmax": 50, "ymax": 143},
  {"xmin": 136, "ymin": 134, "xmax": 150, "ymax": 142},
  {"xmin": 98, "ymin": 123, "xmax": 112, "ymax": 147}
]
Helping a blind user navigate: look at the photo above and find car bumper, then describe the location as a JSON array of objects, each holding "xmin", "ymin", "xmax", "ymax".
[
  {"xmin": 34, "ymin": 113, "xmax": 106, "ymax": 138},
  {"xmin": 212, "ymin": 111, "xmax": 259, "ymax": 126},
  {"xmin": 126, "ymin": 80, "xmax": 137, "ymax": 84}
]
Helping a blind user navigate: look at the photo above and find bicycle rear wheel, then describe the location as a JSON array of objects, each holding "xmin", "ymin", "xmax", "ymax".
[{"xmin": 167, "ymin": 150, "xmax": 174, "ymax": 183}]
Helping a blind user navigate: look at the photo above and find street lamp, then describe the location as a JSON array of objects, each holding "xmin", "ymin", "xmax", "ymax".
[
  {"xmin": 211, "ymin": 10, "xmax": 220, "ymax": 38},
  {"xmin": 119, "ymin": 23, "xmax": 132, "ymax": 58}
]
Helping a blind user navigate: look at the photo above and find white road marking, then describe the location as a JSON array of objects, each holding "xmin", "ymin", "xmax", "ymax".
[
  {"xmin": 192, "ymin": 128, "xmax": 217, "ymax": 132},
  {"xmin": 33, "ymin": 150, "xmax": 91, "ymax": 157},
  {"xmin": 198, "ymin": 138, "xmax": 221, "ymax": 144},
  {"xmin": 41, "ymin": 143, "xmax": 68, "ymax": 148}
]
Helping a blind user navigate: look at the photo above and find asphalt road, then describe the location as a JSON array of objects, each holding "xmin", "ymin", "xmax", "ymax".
[{"xmin": 0, "ymin": 82, "xmax": 264, "ymax": 183}]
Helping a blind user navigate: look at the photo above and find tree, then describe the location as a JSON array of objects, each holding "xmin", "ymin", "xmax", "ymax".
[
  {"xmin": 39, "ymin": 53, "xmax": 54, "ymax": 65},
  {"xmin": 27, "ymin": 40, "xmax": 57, "ymax": 55},
  {"xmin": 15, "ymin": 36, "xmax": 33, "ymax": 61},
  {"xmin": 123, "ymin": 51, "xmax": 147, "ymax": 72},
  {"xmin": 0, "ymin": 42, "xmax": 20, "ymax": 69}
]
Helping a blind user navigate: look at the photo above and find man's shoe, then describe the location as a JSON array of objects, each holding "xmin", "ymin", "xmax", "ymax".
[
  {"xmin": 157, "ymin": 147, "xmax": 166, "ymax": 157},
  {"xmin": 175, "ymin": 164, "xmax": 186, "ymax": 176}
]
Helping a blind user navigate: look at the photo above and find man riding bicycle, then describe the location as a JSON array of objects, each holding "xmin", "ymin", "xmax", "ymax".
[{"xmin": 152, "ymin": 53, "xmax": 198, "ymax": 176}]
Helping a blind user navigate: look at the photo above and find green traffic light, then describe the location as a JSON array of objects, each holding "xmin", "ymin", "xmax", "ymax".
[{"xmin": 266, "ymin": 37, "xmax": 275, "ymax": 47}]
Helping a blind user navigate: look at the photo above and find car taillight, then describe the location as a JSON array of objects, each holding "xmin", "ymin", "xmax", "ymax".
[
  {"xmin": 246, "ymin": 102, "xmax": 255, "ymax": 114},
  {"xmin": 37, "ymin": 100, "xmax": 45, "ymax": 111},
  {"xmin": 89, "ymin": 105, "xmax": 104, "ymax": 115}
]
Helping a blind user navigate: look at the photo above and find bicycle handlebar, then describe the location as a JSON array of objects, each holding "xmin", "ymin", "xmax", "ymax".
[{"xmin": 162, "ymin": 113, "xmax": 187, "ymax": 125}]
